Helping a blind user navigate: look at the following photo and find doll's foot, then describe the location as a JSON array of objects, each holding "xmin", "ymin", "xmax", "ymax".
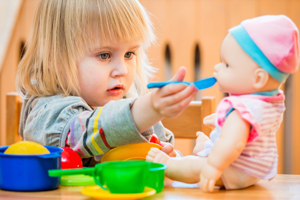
[{"xmin": 146, "ymin": 147, "xmax": 170, "ymax": 165}]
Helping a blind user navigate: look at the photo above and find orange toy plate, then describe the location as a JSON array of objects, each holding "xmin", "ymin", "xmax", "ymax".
[{"xmin": 101, "ymin": 143, "xmax": 162, "ymax": 162}]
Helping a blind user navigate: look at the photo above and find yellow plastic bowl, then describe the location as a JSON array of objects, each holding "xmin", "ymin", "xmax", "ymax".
[{"xmin": 101, "ymin": 143, "xmax": 162, "ymax": 162}]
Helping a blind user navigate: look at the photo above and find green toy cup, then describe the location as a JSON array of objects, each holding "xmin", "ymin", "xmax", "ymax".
[
  {"xmin": 146, "ymin": 162, "xmax": 167, "ymax": 193},
  {"xmin": 49, "ymin": 160, "xmax": 167, "ymax": 194},
  {"xmin": 94, "ymin": 160, "xmax": 149, "ymax": 194}
]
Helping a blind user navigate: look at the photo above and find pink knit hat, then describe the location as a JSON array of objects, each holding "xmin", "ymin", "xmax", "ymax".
[{"xmin": 229, "ymin": 15, "xmax": 299, "ymax": 82}]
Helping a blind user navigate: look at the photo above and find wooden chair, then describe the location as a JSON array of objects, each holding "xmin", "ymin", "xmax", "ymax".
[
  {"xmin": 6, "ymin": 92, "xmax": 23, "ymax": 145},
  {"xmin": 5, "ymin": 93, "xmax": 216, "ymax": 145},
  {"xmin": 162, "ymin": 97, "xmax": 216, "ymax": 139}
]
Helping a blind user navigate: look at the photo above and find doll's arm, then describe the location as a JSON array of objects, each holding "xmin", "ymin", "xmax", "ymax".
[
  {"xmin": 200, "ymin": 110, "xmax": 249, "ymax": 192},
  {"xmin": 203, "ymin": 113, "xmax": 216, "ymax": 129}
]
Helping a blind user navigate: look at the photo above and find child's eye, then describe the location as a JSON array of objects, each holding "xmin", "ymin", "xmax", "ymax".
[
  {"xmin": 226, "ymin": 64, "xmax": 229, "ymax": 68},
  {"xmin": 97, "ymin": 53, "xmax": 111, "ymax": 60},
  {"xmin": 124, "ymin": 52, "xmax": 135, "ymax": 59}
]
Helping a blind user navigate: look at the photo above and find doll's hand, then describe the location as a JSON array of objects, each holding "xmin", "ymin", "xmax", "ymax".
[
  {"xmin": 203, "ymin": 113, "xmax": 216, "ymax": 129},
  {"xmin": 193, "ymin": 132, "xmax": 210, "ymax": 155},
  {"xmin": 150, "ymin": 67, "xmax": 198, "ymax": 118},
  {"xmin": 199, "ymin": 162, "xmax": 222, "ymax": 192},
  {"xmin": 146, "ymin": 147, "xmax": 170, "ymax": 165},
  {"xmin": 161, "ymin": 142, "xmax": 177, "ymax": 157}
]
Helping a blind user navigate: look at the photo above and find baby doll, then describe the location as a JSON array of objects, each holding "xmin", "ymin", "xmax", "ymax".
[{"xmin": 147, "ymin": 15, "xmax": 299, "ymax": 192}]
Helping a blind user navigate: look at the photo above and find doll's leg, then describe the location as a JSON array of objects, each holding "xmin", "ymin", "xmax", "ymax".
[
  {"xmin": 220, "ymin": 165, "xmax": 259, "ymax": 189},
  {"xmin": 193, "ymin": 132, "xmax": 210, "ymax": 155},
  {"xmin": 147, "ymin": 148, "xmax": 208, "ymax": 183}
]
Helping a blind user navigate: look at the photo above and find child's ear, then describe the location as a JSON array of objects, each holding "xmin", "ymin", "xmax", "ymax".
[{"xmin": 253, "ymin": 68, "xmax": 269, "ymax": 89}]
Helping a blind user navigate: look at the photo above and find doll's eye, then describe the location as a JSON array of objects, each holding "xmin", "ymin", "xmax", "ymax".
[{"xmin": 97, "ymin": 53, "xmax": 111, "ymax": 60}]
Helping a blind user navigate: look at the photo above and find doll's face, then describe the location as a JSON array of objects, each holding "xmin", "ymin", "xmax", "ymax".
[{"xmin": 213, "ymin": 33, "xmax": 260, "ymax": 95}]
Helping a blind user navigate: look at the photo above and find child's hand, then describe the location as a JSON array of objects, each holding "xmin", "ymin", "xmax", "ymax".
[
  {"xmin": 150, "ymin": 66, "xmax": 198, "ymax": 118},
  {"xmin": 131, "ymin": 66, "xmax": 197, "ymax": 133},
  {"xmin": 199, "ymin": 162, "xmax": 223, "ymax": 192},
  {"xmin": 160, "ymin": 142, "xmax": 177, "ymax": 157},
  {"xmin": 193, "ymin": 132, "xmax": 210, "ymax": 155},
  {"xmin": 203, "ymin": 113, "xmax": 216, "ymax": 129}
]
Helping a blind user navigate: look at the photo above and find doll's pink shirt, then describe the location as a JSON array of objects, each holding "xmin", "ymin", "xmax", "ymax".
[{"xmin": 197, "ymin": 91, "xmax": 285, "ymax": 180}]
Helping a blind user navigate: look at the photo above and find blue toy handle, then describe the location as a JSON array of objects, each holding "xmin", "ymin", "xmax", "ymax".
[{"xmin": 147, "ymin": 81, "xmax": 190, "ymax": 89}]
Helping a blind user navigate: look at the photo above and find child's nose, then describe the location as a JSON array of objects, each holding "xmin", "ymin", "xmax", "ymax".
[{"xmin": 111, "ymin": 61, "xmax": 128, "ymax": 77}]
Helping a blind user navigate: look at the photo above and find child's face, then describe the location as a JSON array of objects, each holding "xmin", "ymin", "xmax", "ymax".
[
  {"xmin": 78, "ymin": 40, "xmax": 140, "ymax": 106},
  {"xmin": 213, "ymin": 33, "xmax": 260, "ymax": 95}
]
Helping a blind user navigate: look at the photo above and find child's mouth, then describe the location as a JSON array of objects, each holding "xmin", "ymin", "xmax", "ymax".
[{"xmin": 107, "ymin": 85, "xmax": 124, "ymax": 96}]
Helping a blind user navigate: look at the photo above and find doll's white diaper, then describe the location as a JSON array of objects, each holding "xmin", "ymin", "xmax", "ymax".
[{"xmin": 221, "ymin": 165, "xmax": 261, "ymax": 190}]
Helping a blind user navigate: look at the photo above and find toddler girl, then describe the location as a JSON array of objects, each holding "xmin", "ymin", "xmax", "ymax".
[
  {"xmin": 147, "ymin": 15, "xmax": 299, "ymax": 191},
  {"xmin": 16, "ymin": 0, "xmax": 198, "ymax": 166}
]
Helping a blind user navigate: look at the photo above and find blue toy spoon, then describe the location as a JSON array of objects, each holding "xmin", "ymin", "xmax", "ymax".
[{"xmin": 147, "ymin": 77, "xmax": 217, "ymax": 90}]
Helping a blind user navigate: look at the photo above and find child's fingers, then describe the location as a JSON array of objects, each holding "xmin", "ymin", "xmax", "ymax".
[
  {"xmin": 161, "ymin": 143, "xmax": 174, "ymax": 154},
  {"xmin": 168, "ymin": 150, "xmax": 177, "ymax": 157},
  {"xmin": 161, "ymin": 85, "xmax": 197, "ymax": 107},
  {"xmin": 159, "ymin": 88, "xmax": 197, "ymax": 117},
  {"xmin": 157, "ymin": 83, "xmax": 188, "ymax": 97},
  {"xmin": 166, "ymin": 88, "xmax": 198, "ymax": 110},
  {"xmin": 169, "ymin": 66, "xmax": 186, "ymax": 82},
  {"xmin": 152, "ymin": 84, "xmax": 195, "ymax": 113}
]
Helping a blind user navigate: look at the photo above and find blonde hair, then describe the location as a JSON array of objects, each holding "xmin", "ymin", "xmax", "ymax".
[{"xmin": 16, "ymin": 0, "xmax": 156, "ymax": 98}]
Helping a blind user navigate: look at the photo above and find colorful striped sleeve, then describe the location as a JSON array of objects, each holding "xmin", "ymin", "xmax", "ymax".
[{"xmin": 65, "ymin": 98, "xmax": 153, "ymax": 158}]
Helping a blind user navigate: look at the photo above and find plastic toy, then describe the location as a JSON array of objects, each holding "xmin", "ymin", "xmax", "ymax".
[
  {"xmin": 60, "ymin": 147, "xmax": 83, "ymax": 169},
  {"xmin": 101, "ymin": 143, "xmax": 162, "ymax": 162},
  {"xmin": 49, "ymin": 160, "xmax": 167, "ymax": 193},
  {"xmin": 149, "ymin": 134, "xmax": 163, "ymax": 146},
  {"xmin": 81, "ymin": 186, "xmax": 155, "ymax": 200},
  {"xmin": 59, "ymin": 147, "xmax": 95, "ymax": 186},
  {"xmin": 147, "ymin": 15, "xmax": 300, "ymax": 192},
  {"xmin": 58, "ymin": 143, "xmax": 162, "ymax": 187},
  {"xmin": 147, "ymin": 76, "xmax": 216, "ymax": 89},
  {"xmin": 4, "ymin": 141, "xmax": 50, "ymax": 155},
  {"xmin": 0, "ymin": 145, "xmax": 62, "ymax": 191},
  {"xmin": 60, "ymin": 174, "xmax": 95, "ymax": 186}
]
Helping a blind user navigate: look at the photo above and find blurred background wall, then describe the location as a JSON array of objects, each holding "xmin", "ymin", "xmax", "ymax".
[{"xmin": 0, "ymin": 0, "xmax": 300, "ymax": 174}]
